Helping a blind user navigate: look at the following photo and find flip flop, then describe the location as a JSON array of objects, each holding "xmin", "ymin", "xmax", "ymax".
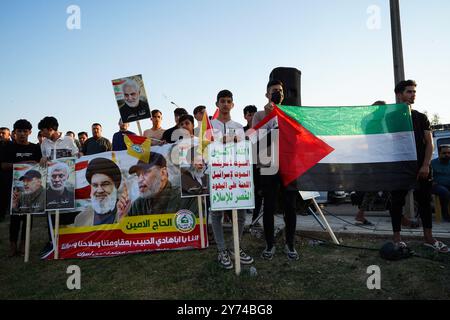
[
  {"xmin": 355, "ymin": 219, "xmax": 374, "ymax": 226},
  {"xmin": 424, "ymin": 240, "xmax": 449, "ymax": 253}
]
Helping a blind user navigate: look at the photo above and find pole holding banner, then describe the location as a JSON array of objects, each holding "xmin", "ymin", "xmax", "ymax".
[
  {"xmin": 54, "ymin": 210, "xmax": 60, "ymax": 259},
  {"xmin": 136, "ymin": 120, "xmax": 143, "ymax": 136},
  {"xmin": 24, "ymin": 214, "xmax": 31, "ymax": 263},
  {"xmin": 231, "ymin": 209, "xmax": 241, "ymax": 275},
  {"xmin": 197, "ymin": 196, "xmax": 205, "ymax": 248}
]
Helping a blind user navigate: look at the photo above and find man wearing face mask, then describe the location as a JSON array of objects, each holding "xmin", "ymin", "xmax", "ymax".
[
  {"xmin": 431, "ymin": 145, "xmax": 450, "ymax": 222},
  {"xmin": 251, "ymin": 80, "xmax": 300, "ymax": 261}
]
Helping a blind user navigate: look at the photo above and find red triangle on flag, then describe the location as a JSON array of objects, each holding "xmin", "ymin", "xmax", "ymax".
[{"xmin": 275, "ymin": 107, "xmax": 334, "ymax": 186}]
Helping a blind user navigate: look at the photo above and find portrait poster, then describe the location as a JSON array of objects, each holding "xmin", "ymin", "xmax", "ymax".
[
  {"xmin": 46, "ymin": 145, "xmax": 208, "ymax": 260},
  {"xmin": 179, "ymin": 145, "xmax": 209, "ymax": 198},
  {"xmin": 10, "ymin": 163, "xmax": 46, "ymax": 215},
  {"xmin": 209, "ymin": 140, "xmax": 255, "ymax": 211},
  {"xmin": 112, "ymin": 74, "xmax": 151, "ymax": 123},
  {"xmin": 46, "ymin": 158, "xmax": 76, "ymax": 211}
]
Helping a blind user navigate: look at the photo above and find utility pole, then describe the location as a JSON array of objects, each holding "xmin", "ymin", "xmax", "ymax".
[
  {"xmin": 390, "ymin": 0, "xmax": 405, "ymax": 88},
  {"xmin": 390, "ymin": 0, "xmax": 414, "ymax": 219}
]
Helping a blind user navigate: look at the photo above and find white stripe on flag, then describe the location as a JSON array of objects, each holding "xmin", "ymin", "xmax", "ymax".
[{"xmin": 319, "ymin": 131, "xmax": 417, "ymax": 164}]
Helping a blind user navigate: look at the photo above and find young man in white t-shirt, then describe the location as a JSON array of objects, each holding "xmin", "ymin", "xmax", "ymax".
[
  {"xmin": 209, "ymin": 89, "xmax": 253, "ymax": 270},
  {"xmin": 38, "ymin": 116, "xmax": 79, "ymax": 258}
]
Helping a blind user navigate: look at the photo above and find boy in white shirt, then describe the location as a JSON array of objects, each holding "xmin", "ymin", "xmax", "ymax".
[{"xmin": 209, "ymin": 89, "xmax": 253, "ymax": 270}]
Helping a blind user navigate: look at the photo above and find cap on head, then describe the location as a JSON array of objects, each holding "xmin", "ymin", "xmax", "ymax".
[
  {"xmin": 85, "ymin": 158, "xmax": 122, "ymax": 189},
  {"xmin": 129, "ymin": 152, "xmax": 167, "ymax": 175},
  {"xmin": 20, "ymin": 170, "xmax": 41, "ymax": 181}
]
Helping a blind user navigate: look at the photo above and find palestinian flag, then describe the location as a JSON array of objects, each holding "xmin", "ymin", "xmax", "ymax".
[
  {"xmin": 255, "ymin": 104, "xmax": 418, "ymax": 191},
  {"xmin": 124, "ymin": 134, "xmax": 151, "ymax": 163}
]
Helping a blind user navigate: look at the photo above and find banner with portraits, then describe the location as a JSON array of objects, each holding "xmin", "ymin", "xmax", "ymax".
[
  {"xmin": 47, "ymin": 142, "xmax": 208, "ymax": 260},
  {"xmin": 112, "ymin": 74, "xmax": 151, "ymax": 123},
  {"xmin": 11, "ymin": 163, "xmax": 47, "ymax": 215}
]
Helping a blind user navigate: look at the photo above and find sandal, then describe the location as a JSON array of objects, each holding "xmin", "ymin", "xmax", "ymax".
[
  {"xmin": 355, "ymin": 218, "xmax": 374, "ymax": 226},
  {"xmin": 424, "ymin": 240, "xmax": 449, "ymax": 253}
]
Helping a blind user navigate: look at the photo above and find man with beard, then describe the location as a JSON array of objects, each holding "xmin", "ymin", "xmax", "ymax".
[
  {"xmin": 180, "ymin": 147, "xmax": 208, "ymax": 197},
  {"xmin": 119, "ymin": 78, "xmax": 151, "ymax": 123},
  {"xmin": 118, "ymin": 152, "xmax": 197, "ymax": 216},
  {"xmin": 432, "ymin": 145, "xmax": 450, "ymax": 222},
  {"xmin": 46, "ymin": 162, "xmax": 74, "ymax": 210},
  {"xmin": 74, "ymin": 158, "xmax": 122, "ymax": 226},
  {"xmin": 12, "ymin": 170, "xmax": 46, "ymax": 214}
]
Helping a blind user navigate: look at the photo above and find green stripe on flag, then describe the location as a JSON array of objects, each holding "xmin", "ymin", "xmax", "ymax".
[{"xmin": 279, "ymin": 104, "xmax": 413, "ymax": 136}]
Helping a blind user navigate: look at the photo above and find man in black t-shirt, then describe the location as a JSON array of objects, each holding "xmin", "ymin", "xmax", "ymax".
[
  {"xmin": 0, "ymin": 127, "xmax": 12, "ymax": 222},
  {"xmin": 162, "ymin": 108, "xmax": 188, "ymax": 143},
  {"xmin": 389, "ymin": 80, "xmax": 448, "ymax": 253},
  {"xmin": 0, "ymin": 119, "xmax": 42, "ymax": 257}
]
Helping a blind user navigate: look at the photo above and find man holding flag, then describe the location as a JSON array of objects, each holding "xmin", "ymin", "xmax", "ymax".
[
  {"xmin": 390, "ymin": 80, "xmax": 448, "ymax": 253},
  {"xmin": 252, "ymin": 80, "xmax": 300, "ymax": 261}
]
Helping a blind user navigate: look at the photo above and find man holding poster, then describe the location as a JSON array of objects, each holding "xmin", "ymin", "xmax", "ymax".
[
  {"xmin": 209, "ymin": 89, "xmax": 254, "ymax": 270},
  {"xmin": 0, "ymin": 119, "xmax": 43, "ymax": 256}
]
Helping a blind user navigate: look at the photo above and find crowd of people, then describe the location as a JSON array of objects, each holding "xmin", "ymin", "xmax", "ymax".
[{"xmin": 0, "ymin": 78, "xmax": 448, "ymax": 267}]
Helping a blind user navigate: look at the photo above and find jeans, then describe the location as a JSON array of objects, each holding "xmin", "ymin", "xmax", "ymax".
[{"xmin": 210, "ymin": 209, "xmax": 246, "ymax": 251}]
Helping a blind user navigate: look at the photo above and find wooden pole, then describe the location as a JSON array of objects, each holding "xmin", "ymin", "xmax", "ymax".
[
  {"xmin": 311, "ymin": 199, "xmax": 340, "ymax": 245},
  {"xmin": 54, "ymin": 211, "xmax": 60, "ymax": 259},
  {"xmin": 24, "ymin": 214, "xmax": 31, "ymax": 263},
  {"xmin": 232, "ymin": 209, "xmax": 241, "ymax": 275},
  {"xmin": 197, "ymin": 196, "xmax": 205, "ymax": 248},
  {"xmin": 136, "ymin": 120, "xmax": 143, "ymax": 136}
]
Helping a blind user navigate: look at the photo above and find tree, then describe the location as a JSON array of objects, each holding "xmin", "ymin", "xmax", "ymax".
[{"xmin": 431, "ymin": 113, "xmax": 441, "ymax": 126}]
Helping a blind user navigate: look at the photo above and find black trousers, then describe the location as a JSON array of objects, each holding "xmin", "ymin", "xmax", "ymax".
[
  {"xmin": 9, "ymin": 215, "xmax": 32, "ymax": 243},
  {"xmin": 252, "ymin": 166, "xmax": 263, "ymax": 222},
  {"xmin": 389, "ymin": 179, "xmax": 432, "ymax": 232},
  {"xmin": 261, "ymin": 173, "xmax": 297, "ymax": 248}
]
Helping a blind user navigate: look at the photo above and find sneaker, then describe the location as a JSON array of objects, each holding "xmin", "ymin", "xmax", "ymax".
[
  {"xmin": 229, "ymin": 248, "xmax": 254, "ymax": 265},
  {"xmin": 217, "ymin": 250, "xmax": 233, "ymax": 270},
  {"xmin": 284, "ymin": 244, "xmax": 300, "ymax": 261},
  {"xmin": 39, "ymin": 241, "xmax": 54, "ymax": 258},
  {"xmin": 261, "ymin": 246, "xmax": 276, "ymax": 260}
]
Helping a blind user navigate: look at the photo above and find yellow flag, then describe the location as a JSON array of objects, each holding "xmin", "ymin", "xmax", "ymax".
[{"xmin": 124, "ymin": 134, "xmax": 151, "ymax": 163}]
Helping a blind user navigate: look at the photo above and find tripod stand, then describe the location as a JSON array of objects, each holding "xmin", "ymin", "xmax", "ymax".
[{"xmin": 248, "ymin": 192, "xmax": 340, "ymax": 245}]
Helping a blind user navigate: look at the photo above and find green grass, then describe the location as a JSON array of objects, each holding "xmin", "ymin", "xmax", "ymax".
[{"xmin": 1, "ymin": 216, "xmax": 450, "ymax": 300}]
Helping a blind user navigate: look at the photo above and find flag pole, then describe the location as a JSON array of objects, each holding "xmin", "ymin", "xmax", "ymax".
[
  {"xmin": 24, "ymin": 214, "xmax": 31, "ymax": 263},
  {"xmin": 197, "ymin": 196, "xmax": 205, "ymax": 248},
  {"xmin": 232, "ymin": 209, "xmax": 241, "ymax": 275},
  {"xmin": 136, "ymin": 120, "xmax": 143, "ymax": 136},
  {"xmin": 311, "ymin": 199, "xmax": 340, "ymax": 245}
]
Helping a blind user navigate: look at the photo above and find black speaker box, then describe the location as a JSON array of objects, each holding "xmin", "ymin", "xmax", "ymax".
[{"xmin": 269, "ymin": 67, "xmax": 302, "ymax": 106}]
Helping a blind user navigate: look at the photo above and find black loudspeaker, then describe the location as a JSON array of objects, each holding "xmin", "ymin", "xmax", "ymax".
[{"xmin": 269, "ymin": 67, "xmax": 302, "ymax": 106}]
